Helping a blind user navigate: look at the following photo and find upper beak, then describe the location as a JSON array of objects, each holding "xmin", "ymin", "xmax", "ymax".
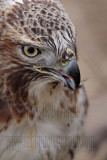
[
  {"xmin": 33, "ymin": 58, "xmax": 80, "ymax": 91},
  {"xmin": 62, "ymin": 58, "xmax": 80, "ymax": 89}
]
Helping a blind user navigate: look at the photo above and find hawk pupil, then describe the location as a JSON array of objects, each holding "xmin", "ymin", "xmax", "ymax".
[{"xmin": 28, "ymin": 47, "xmax": 35, "ymax": 54}]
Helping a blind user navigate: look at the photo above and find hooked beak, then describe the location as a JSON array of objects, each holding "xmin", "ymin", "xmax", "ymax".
[
  {"xmin": 33, "ymin": 58, "xmax": 80, "ymax": 91},
  {"xmin": 62, "ymin": 58, "xmax": 80, "ymax": 89}
]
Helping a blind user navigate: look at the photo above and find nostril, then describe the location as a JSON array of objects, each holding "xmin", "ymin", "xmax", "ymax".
[
  {"xmin": 62, "ymin": 52, "xmax": 73, "ymax": 62},
  {"xmin": 62, "ymin": 52, "xmax": 66, "ymax": 59}
]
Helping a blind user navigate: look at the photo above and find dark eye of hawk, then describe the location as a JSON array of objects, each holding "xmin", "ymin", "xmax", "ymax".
[{"xmin": 22, "ymin": 46, "xmax": 41, "ymax": 58}]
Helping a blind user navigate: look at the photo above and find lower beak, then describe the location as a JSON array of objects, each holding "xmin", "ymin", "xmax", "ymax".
[{"xmin": 33, "ymin": 58, "xmax": 80, "ymax": 91}]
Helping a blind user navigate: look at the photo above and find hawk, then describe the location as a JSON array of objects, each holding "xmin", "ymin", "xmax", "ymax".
[{"xmin": 0, "ymin": 0, "xmax": 88, "ymax": 159}]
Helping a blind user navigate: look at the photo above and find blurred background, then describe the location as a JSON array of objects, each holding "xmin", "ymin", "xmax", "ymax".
[{"xmin": 60, "ymin": 0, "xmax": 107, "ymax": 159}]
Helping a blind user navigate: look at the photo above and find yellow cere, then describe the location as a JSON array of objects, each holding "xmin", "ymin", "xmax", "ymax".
[
  {"xmin": 62, "ymin": 61, "xmax": 69, "ymax": 67},
  {"xmin": 65, "ymin": 56, "xmax": 69, "ymax": 60}
]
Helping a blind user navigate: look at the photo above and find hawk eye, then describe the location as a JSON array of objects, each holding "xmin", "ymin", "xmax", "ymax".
[
  {"xmin": 22, "ymin": 46, "xmax": 41, "ymax": 57},
  {"xmin": 66, "ymin": 48, "xmax": 75, "ymax": 57}
]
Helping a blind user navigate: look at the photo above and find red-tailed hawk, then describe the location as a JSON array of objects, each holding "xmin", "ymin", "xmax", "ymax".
[{"xmin": 0, "ymin": 0, "xmax": 88, "ymax": 159}]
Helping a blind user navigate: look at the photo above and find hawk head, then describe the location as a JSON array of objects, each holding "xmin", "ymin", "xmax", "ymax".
[{"xmin": 0, "ymin": 0, "xmax": 80, "ymax": 121}]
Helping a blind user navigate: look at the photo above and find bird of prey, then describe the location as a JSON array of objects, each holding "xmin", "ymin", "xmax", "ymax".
[{"xmin": 0, "ymin": 0, "xmax": 88, "ymax": 159}]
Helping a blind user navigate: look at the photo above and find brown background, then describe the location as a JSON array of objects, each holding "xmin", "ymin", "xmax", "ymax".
[
  {"xmin": 60, "ymin": 0, "xmax": 107, "ymax": 159},
  {"xmin": 60, "ymin": 0, "xmax": 107, "ymax": 132}
]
